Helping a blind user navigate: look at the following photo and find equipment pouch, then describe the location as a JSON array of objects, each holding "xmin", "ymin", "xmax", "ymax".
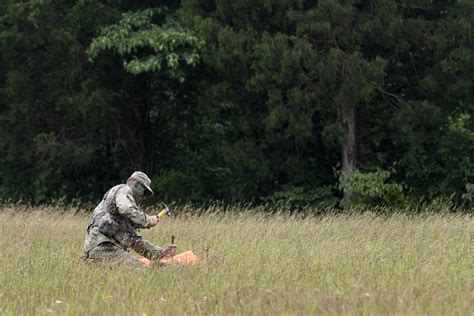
[{"xmin": 98, "ymin": 213, "xmax": 137, "ymax": 249}]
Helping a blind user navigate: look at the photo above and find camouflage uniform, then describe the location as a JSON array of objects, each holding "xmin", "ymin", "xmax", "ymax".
[{"xmin": 83, "ymin": 178, "xmax": 163, "ymax": 267}]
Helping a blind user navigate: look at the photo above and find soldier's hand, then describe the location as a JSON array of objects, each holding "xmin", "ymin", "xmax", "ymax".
[
  {"xmin": 161, "ymin": 244, "xmax": 177, "ymax": 258},
  {"xmin": 149, "ymin": 215, "xmax": 159, "ymax": 226}
]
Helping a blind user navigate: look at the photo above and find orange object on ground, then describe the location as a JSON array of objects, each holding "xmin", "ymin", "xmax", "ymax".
[
  {"xmin": 139, "ymin": 257, "xmax": 152, "ymax": 267},
  {"xmin": 160, "ymin": 251, "xmax": 200, "ymax": 266}
]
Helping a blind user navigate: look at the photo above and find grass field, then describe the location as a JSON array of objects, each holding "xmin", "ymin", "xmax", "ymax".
[{"xmin": 0, "ymin": 205, "xmax": 472, "ymax": 315}]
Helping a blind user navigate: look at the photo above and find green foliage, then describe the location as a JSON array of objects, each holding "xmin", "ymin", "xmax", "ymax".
[
  {"xmin": 0, "ymin": 0, "xmax": 122, "ymax": 202},
  {"xmin": 339, "ymin": 169, "xmax": 404, "ymax": 208},
  {"xmin": 261, "ymin": 185, "xmax": 338, "ymax": 209},
  {"xmin": 421, "ymin": 197, "xmax": 455, "ymax": 214},
  {"xmin": 436, "ymin": 113, "xmax": 474, "ymax": 202},
  {"xmin": 0, "ymin": 0, "xmax": 472, "ymax": 210},
  {"xmin": 461, "ymin": 183, "xmax": 473, "ymax": 208},
  {"xmin": 151, "ymin": 169, "xmax": 204, "ymax": 204},
  {"xmin": 88, "ymin": 8, "xmax": 204, "ymax": 78}
]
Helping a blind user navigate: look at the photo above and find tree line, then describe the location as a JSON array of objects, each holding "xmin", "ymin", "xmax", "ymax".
[{"xmin": 0, "ymin": 0, "xmax": 472, "ymax": 210}]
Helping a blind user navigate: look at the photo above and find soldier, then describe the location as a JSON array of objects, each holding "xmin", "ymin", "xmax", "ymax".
[{"xmin": 83, "ymin": 171, "xmax": 176, "ymax": 267}]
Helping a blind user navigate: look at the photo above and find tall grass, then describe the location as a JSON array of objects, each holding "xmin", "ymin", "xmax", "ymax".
[{"xmin": 0, "ymin": 205, "xmax": 472, "ymax": 315}]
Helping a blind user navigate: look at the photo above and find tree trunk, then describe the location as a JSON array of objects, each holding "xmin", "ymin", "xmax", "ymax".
[
  {"xmin": 141, "ymin": 99, "xmax": 153, "ymax": 174},
  {"xmin": 339, "ymin": 104, "xmax": 357, "ymax": 200},
  {"xmin": 133, "ymin": 98, "xmax": 153, "ymax": 174},
  {"xmin": 127, "ymin": 93, "xmax": 154, "ymax": 175}
]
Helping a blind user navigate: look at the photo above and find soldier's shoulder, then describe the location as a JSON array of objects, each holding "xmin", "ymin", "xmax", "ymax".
[
  {"xmin": 119, "ymin": 183, "xmax": 132, "ymax": 194},
  {"xmin": 115, "ymin": 184, "xmax": 133, "ymax": 200}
]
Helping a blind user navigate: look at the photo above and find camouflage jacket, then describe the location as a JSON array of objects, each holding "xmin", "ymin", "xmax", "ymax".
[{"xmin": 84, "ymin": 184, "xmax": 156, "ymax": 252}]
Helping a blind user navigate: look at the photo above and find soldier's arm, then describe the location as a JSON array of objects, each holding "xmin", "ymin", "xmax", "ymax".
[{"xmin": 116, "ymin": 190, "xmax": 156, "ymax": 228}]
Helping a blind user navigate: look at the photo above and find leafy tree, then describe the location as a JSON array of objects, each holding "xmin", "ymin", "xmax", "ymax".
[
  {"xmin": 177, "ymin": 0, "xmax": 414, "ymax": 205},
  {"xmin": 387, "ymin": 0, "xmax": 473, "ymax": 204},
  {"xmin": 339, "ymin": 169, "xmax": 404, "ymax": 207},
  {"xmin": 87, "ymin": 7, "xmax": 203, "ymax": 175},
  {"xmin": 0, "ymin": 0, "xmax": 471, "ymax": 209},
  {"xmin": 0, "ymin": 0, "xmax": 122, "ymax": 201}
]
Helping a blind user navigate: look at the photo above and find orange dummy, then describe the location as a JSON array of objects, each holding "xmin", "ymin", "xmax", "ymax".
[
  {"xmin": 139, "ymin": 251, "xmax": 200, "ymax": 267},
  {"xmin": 160, "ymin": 251, "xmax": 200, "ymax": 265}
]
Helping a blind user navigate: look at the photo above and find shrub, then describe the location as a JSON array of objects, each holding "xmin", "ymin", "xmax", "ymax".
[{"xmin": 339, "ymin": 169, "xmax": 404, "ymax": 208}]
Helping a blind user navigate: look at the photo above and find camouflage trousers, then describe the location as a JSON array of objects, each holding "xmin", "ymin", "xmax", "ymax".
[{"xmin": 84, "ymin": 238, "xmax": 163, "ymax": 267}]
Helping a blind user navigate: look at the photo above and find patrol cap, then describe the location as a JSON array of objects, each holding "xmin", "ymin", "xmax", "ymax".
[{"xmin": 128, "ymin": 171, "xmax": 154, "ymax": 197}]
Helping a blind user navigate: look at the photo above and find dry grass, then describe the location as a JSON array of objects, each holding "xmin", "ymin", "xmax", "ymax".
[{"xmin": 0, "ymin": 205, "xmax": 472, "ymax": 315}]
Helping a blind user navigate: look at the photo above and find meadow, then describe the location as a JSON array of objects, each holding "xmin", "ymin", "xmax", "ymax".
[{"xmin": 0, "ymin": 205, "xmax": 472, "ymax": 315}]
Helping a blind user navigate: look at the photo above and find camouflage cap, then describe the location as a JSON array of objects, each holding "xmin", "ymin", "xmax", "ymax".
[{"xmin": 128, "ymin": 171, "xmax": 154, "ymax": 197}]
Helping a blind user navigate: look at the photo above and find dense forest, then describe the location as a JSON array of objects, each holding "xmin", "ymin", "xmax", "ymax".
[{"xmin": 0, "ymin": 0, "xmax": 472, "ymax": 209}]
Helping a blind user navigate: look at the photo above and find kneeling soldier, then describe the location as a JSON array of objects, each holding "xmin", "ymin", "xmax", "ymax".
[{"xmin": 83, "ymin": 171, "xmax": 176, "ymax": 267}]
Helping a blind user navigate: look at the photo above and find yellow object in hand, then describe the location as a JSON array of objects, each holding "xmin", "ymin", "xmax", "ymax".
[
  {"xmin": 157, "ymin": 203, "xmax": 171, "ymax": 218},
  {"xmin": 158, "ymin": 209, "xmax": 168, "ymax": 218}
]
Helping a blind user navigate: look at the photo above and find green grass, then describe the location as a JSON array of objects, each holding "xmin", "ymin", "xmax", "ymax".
[{"xmin": 0, "ymin": 205, "xmax": 472, "ymax": 315}]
